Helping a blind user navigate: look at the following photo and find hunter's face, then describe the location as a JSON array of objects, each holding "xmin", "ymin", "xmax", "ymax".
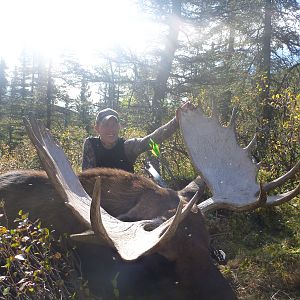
[{"xmin": 95, "ymin": 117, "xmax": 120, "ymax": 148}]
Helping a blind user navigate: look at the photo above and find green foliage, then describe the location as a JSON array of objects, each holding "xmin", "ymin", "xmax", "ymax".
[
  {"xmin": 0, "ymin": 138, "xmax": 41, "ymax": 174},
  {"xmin": 0, "ymin": 125, "xmax": 88, "ymax": 174},
  {"xmin": 0, "ymin": 211, "xmax": 92, "ymax": 299},
  {"xmin": 208, "ymin": 199, "xmax": 300, "ymax": 299},
  {"xmin": 53, "ymin": 125, "xmax": 88, "ymax": 173},
  {"xmin": 265, "ymin": 89, "xmax": 300, "ymax": 171}
]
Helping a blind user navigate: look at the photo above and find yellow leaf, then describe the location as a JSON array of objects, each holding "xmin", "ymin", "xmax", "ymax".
[{"xmin": 0, "ymin": 226, "xmax": 7, "ymax": 234}]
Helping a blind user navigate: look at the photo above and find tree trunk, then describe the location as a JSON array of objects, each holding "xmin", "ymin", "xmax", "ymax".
[
  {"xmin": 260, "ymin": 0, "xmax": 272, "ymax": 121},
  {"xmin": 151, "ymin": 0, "xmax": 181, "ymax": 130},
  {"xmin": 46, "ymin": 61, "xmax": 53, "ymax": 129},
  {"xmin": 259, "ymin": 0, "xmax": 273, "ymax": 155}
]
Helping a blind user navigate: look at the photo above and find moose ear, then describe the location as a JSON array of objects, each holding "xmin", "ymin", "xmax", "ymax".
[{"xmin": 70, "ymin": 230, "xmax": 104, "ymax": 245}]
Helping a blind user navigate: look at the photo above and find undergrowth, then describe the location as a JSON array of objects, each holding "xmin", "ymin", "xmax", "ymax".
[
  {"xmin": 0, "ymin": 211, "xmax": 94, "ymax": 300},
  {"xmin": 208, "ymin": 199, "xmax": 300, "ymax": 299}
]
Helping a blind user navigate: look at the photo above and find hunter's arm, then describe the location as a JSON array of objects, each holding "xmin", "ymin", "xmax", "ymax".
[
  {"xmin": 124, "ymin": 117, "xmax": 179, "ymax": 164},
  {"xmin": 82, "ymin": 138, "xmax": 97, "ymax": 171}
]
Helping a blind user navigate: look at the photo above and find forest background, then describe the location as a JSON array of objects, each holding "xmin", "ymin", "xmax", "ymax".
[{"xmin": 0, "ymin": 0, "xmax": 299, "ymax": 299}]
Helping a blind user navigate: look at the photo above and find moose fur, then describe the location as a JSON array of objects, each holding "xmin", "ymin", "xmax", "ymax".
[{"xmin": 0, "ymin": 168, "xmax": 236, "ymax": 300}]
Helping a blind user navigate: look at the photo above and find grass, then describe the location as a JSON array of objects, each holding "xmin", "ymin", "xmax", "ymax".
[{"xmin": 208, "ymin": 199, "xmax": 300, "ymax": 299}]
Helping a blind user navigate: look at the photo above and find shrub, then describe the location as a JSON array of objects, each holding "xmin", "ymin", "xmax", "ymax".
[{"xmin": 0, "ymin": 210, "xmax": 93, "ymax": 299}]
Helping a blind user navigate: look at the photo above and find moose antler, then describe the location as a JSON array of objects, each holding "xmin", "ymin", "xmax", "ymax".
[
  {"xmin": 179, "ymin": 107, "xmax": 300, "ymax": 213},
  {"xmin": 23, "ymin": 113, "xmax": 198, "ymax": 260},
  {"xmin": 90, "ymin": 176, "xmax": 199, "ymax": 257}
]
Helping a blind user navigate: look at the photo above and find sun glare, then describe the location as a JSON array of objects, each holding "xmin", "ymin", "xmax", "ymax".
[{"xmin": 1, "ymin": 0, "xmax": 160, "ymax": 66}]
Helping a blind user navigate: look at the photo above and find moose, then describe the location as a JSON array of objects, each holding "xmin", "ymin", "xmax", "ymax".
[{"xmin": 0, "ymin": 107, "xmax": 299, "ymax": 299}]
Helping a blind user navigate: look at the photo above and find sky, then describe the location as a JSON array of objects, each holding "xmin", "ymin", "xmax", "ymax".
[
  {"xmin": 2, "ymin": 0, "xmax": 299, "ymax": 69},
  {"xmin": 0, "ymin": 0, "xmax": 161, "ymax": 66}
]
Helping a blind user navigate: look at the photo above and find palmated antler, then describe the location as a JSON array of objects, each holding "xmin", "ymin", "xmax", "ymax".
[
  {"xmin": 179, "ymin": 107, "xmax": 300, "ymax": 213},
  {"xmin": 90, "ymin": 176, "xmax": 200, "ymax": 258},
  {"xmin": 23, "ymin": 113, "xmax": 198, "ymax": 260}
]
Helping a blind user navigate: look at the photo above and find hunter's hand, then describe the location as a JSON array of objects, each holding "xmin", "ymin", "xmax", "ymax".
[{"xmin": 176, "ymin": 101, "xmax": 195, "ymax": 122}]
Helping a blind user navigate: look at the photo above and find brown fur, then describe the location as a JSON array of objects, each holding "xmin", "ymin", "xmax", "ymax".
[
  {"xmin": 79, "ymin": 168, "xmax": 181, "ymax": 220},
  {"xmin": 0, "ymin": 168, "xmax": 236, "ymax": 299}
]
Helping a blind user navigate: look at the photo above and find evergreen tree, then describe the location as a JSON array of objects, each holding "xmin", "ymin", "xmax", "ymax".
[
  {"xmin": 76, "ymin": 76, "xmax": 93, "ymax": 133},
  {"xmin": 0, "ymin": 58, "xmax": 8, "ymax": 104}
]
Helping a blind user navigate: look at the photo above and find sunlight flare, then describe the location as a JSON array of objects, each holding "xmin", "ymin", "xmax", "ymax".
[{"xmin": 1, "ymin": 0, "xmax": 160, "ymax": 65}]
